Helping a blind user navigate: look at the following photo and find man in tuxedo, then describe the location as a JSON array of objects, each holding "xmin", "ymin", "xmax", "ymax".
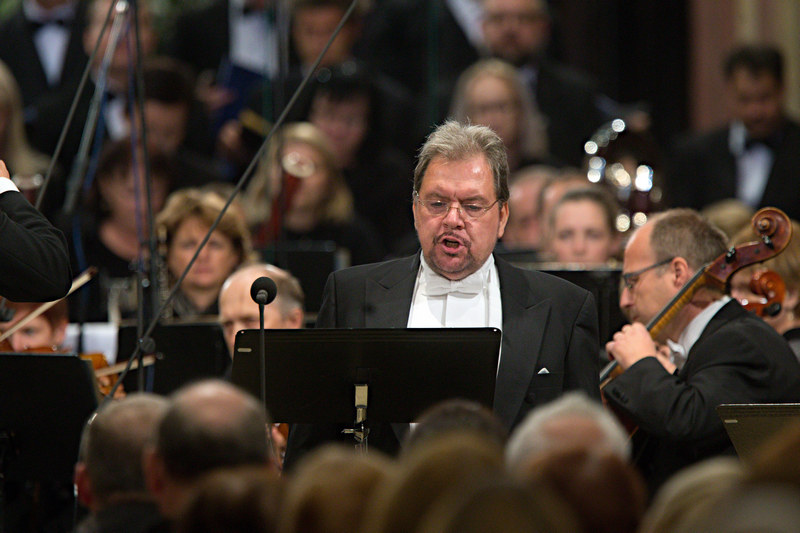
[
  {"xmin": 667, "ymin": 44, "xmax": 800, "ymax": 221},
  {"xmin": 604, "ymin": 209, "xmax": 800, "ymax": 493},
  {"xmin": 0, "ymin": 159, "xmax": 71, "ymax": 301},
  {"xmin": 284, "ymin": 121, "xmax": 600, "ymax": 467}
]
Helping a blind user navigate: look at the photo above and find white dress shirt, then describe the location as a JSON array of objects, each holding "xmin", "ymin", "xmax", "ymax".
[
  {"xmin": 24, "ymin": 0, "xmax": 76, "ymax": 86},
  {"xmin": 730, "ymin": 121, "xmax": 773, "ymax": 208},
  {"xmin": 667, "ymin": 296, "xmax": 731, "ymax": 371}
]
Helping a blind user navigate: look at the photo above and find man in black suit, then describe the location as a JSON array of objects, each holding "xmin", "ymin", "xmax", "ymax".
[
  {"xmin": 481, "ymin": 0, "xmax": 609, "ymax": 166},
  {"xmin": 0, "ymin": 159, "xmax": 71, "ymax": 302},
  {"xmin": 604, "ymin": 209, "xmax": 800, "ymax": 493},
  {"xmin": 284, "ymin": 121, "xmax": 600, "ymax": 467},
  {"xmin": 667, "ymin": 45, "xmax": 800, "ymax": 221},
  {"xmin": 0, "ymin": 0, "xmax": 88, "ymax": 152}
]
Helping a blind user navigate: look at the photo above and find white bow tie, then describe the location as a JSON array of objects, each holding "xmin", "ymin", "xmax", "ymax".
[{"xmin": 421, "ymin": 273, "xmax": 485, "ymax": 296}]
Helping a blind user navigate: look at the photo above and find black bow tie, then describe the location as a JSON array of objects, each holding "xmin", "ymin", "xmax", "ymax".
[
  {"xmin": 28, "ymin": 17, "xmax": 69, "ymax": 33},
  {"xmin": 744, "ymin": 133, "xmax": 781, "ymax": 151}
]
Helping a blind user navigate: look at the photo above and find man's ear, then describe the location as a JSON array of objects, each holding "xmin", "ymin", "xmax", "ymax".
[
  {"xmin": 285, "ymin": 308, "xmax": 304, "ymax": 329},
  {"xmin": 671, "ymin": 257, "xmax": 692, "ymax": 287},
  {"xmin": 74, "ymin": 462, "xmax": 94, "ymax": 509}
]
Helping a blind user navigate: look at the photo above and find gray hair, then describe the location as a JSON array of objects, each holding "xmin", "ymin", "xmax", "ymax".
[
  {"xmin": 413, "ymin": 121, "xmax": 510, "ymax": 203},
  {"xmin": 505, "ymin": 392, "xmax": 630, "ymax": 471},
  {"xmin": 649, "ymin": 209, "xmax": 728, "ymax": 272}
]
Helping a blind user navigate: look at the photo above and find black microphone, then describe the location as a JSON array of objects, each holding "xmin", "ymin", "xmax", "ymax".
[{"xmin": 251, "ymin": 277, "xmax": 278, "ymax": 306}]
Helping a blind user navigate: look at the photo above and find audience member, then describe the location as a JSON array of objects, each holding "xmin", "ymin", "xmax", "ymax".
[
  {"xmin": 360, "ymin": 433, "xmax": 505, "ymax": 533},
  {"xmin": 219, "ymin": 263, "xmax": 305, "ymax": 357},
  {"xmin": 520, "ymin": 447, "xmax": 647, "ymax": 533},
  {"xmin": 729, "ymin": 219, "xmax": 800, "ymax": 360},
  {"xmin": 668, "ymin": 44, "xmax": 800, "ymax": 220},
  {"xmin": 241, "ymin": 122, "xmax": 385, "ymax": 265},
  {"xmin": 639, "ymin": 457, "xmax": 744, "ymax": 533},
  {"xmin": 450, "ymin": 59, "xmax": 549, "ymax": 172},
  {"xmin": 73, "ymin": 393, "xmax": 169, "ymax": 533},
  {"xmin": 156, "ymin": 188, "xmax": 253, "ymax": 319},
  {"xmin": 403, "ymin": 398, "xmax": 508, "ymax": 453},
  {"xmin": 500, "ymin": 164, "xmax": 557, "ymax": 251},
  {"xmin": 278, "ymin": 445, "xmax": 394, "ymax": 533},
  {"xmin": 176, "ymin": 466, "xmax": 283, "ymax": 533},
  {"xmin": 603, "ymin": 208, "xmax": 800, "ymax": 493},
  {"xmin": 536, "ymin": 167, "xmax": 590, "ymax": 246},
  {"xmin": 59, "ymin": 139, "xmax": 174, "ymax": 323},
  {"xmin": 143, "ymin": 380, "xmax": 273, "ymax": 524},
  {"xmin": 700, "ymin": 199, "xmax": 754, "ymax": 240},
  {"xmin": 482, "ymin": 0, "xmax": 609, "ymax": 165},
  {"xmin": 543, "ymin": 186, "xmax": 622, "ymax": 264},
  {"xmin": 505, "ymin": 392, "xmax": 630, "ymax": 472}
]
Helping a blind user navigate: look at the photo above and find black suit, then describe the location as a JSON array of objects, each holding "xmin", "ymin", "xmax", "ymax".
[
  {"xmin": 666, "ymin": 119, "xmax": 800, "ymax": 221},
  {"xmin": 168, "ymin": 0, "xmax": 231, "ymax": 77},
  {"xmin": 604, "ymin": 300, "xmax": 800, "ymax": 492},
  {"xmin": 0, "ymin": 1, "xmax": 89, "ymax": 153},
  {"xmin": 0, "ymin": 190, "xmax": 71, "ymax": 301},
  {"xmin": 284, "ymin": 253, "xmax": 600, "ymax": 467}
]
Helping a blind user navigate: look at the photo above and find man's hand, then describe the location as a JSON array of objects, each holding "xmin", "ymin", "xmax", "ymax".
[
  {"xmin": 0, "ymin": 160, "xmax": 10, "ymax": 180},
  {"xmin": 606, "ymin": 323, "xmax": 657, "ymax": 370}
]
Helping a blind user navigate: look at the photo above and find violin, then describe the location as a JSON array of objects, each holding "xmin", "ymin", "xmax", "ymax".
[
  {"xmin": 601, "ymin": 207, "xmax": 793, "ymax": 388},
  {"xmin": 741, "ymin": 269, "xmax": 785, "ymax": 318}
]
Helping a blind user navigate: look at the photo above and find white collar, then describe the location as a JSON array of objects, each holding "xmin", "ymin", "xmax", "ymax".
[
  {"xmin": 418, "ymin": 253, "xmax": 494, "ymax": 296},
  {"xmin": 669, "ymin": 296, "xmax": 731, "ymax": 368}
]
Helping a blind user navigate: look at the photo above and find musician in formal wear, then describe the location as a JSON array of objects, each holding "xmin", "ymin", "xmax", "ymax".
[
  {"xmin": 284, "ymin": 121, "xmax": 600, "ymax": 468},
  {"xmin": 0, "ymin": 159, "xmax": 72, "ymax": 302},
  {"xmin": 0, "ymin": 299, "xmax": 68, "ymax": 352},
  {"xmin": 604, "ymin": 208, "xmax": 800, "ymax": 493}
]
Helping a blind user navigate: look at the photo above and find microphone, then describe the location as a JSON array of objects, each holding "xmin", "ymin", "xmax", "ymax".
[{"xmin": 251, "ymin": 277, "xmax": 278, "ymax": 306}]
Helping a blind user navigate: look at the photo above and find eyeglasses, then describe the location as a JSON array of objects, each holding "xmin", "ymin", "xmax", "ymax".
[
  {"xmin": 621, "ymin": 257, "xmax": 674, "ymax": 290},
  {"xmin": 414, "ymin": 191, "xmax": 500, "ymax": 220}
]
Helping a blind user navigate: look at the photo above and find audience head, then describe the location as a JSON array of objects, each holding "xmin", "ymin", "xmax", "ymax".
[
  {"xmin": 413, "ymin": 121, "xmax": 509, "ymax": 280},
  {"xmin": 157, "ymin": 189, "xmax": 252, "ymax": 313},
  {"xmin": 502, "ymin": 165, "xmax": 557, "ymax": 249},
  {"xmin": 482, "ymin": 0, "xmax": 551, "ymax": 67},
  {"xmin": 620, "ymin": 209, "xmax": 727, "ymax": 331},
  {"xmin": 75, "ymin": 393, "xmax": 169, "ymax": 511},
  {"xmin": 361, "ymin": 432, "xmax": 504, "ymax": 533},
  {"xmin": 176, "ymin": 466, "xmax": 283, "ymax": 533},
  {"xmin": 729, "ymin": 220, "xmax": 800, "ymax": 335},
  {"xmin": 639, "ymin": 457, "xmax": 744, "ymax": 533},
  {"xmin": 450, "ymin": 59, "xmax": 548, "ymax": 167},
  {"xmin": 0, "ymin": 299, "xmax": 69, "ymax": 352},
  {"xmin": 219, "ymin": 263, "xmax": 305, "ymax": 356},
  {"xmin": 278, "ymin": 445, "xmax": 394, "ymax": 533},
  {"xmin": 144, "ymin": 380, "xmax": 272, "ymax": 519},
  {"xmin": 724, "ymin": 44, "xmax": 785, "ymax": 140},
  {"xmin": 700, "ymin": 199, "xmax": 754, "ymax": 241},
  {"xmin": 545, "ymin": 186, "xmax": 621, "ymax": 264},
  {"xmin": 403, "ymin": 398, "xmax": 508, "ymax": 453},
  {"xmin": 536, "ymin": 168, "xmax": 589, "ymax": 243},
  {"xmin": 520, "ymin": 447, "xmax": 648, "ymax": 533},
  {"xmin": 506, "ymin": 392, "xmax": 630, "ymax": 472}
]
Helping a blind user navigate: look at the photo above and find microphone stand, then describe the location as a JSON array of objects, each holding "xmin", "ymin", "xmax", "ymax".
[{"xmin": 105, "ymin": 0, "xmax": 361, "ymax": 403}]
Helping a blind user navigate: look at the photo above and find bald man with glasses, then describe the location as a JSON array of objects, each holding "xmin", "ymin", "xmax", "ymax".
[{"xmin": 604, "ymin": 208, "xmax": 800, "ymax": 494}]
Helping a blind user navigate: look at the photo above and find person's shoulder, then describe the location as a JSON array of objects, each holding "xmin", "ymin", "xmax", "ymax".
[
  {"xmin": 672, "ymin": 125, "xmax": 729, "ymax": 154},
  {"xmin": 497, "ymin": 258, "xmax": 592, "ymax": 301}
]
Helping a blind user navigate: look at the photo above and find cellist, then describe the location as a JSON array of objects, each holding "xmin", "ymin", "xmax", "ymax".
[{"xmin": 604, "ymin": 209, "xmax": 800, "ymax": 494}]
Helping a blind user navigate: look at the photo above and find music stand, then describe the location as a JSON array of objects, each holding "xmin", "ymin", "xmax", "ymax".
[
  {"xmin": 117, "ymin": 323, "xmax": 229, "ymax": 395},
  {"xmin": 230, "ymin": 328, "xmax": 501, "ymax": 450},
  {"xmin": 717, "ymin": 403, "xmax": 800, "ymax": 461},
  {"xmin": 0, "ymin": 353, "xmax": 98, "ymax": 527}
]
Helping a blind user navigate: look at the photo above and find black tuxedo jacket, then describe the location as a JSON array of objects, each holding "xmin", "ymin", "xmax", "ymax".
[
  {"xmin": 604, "ymin": 300, "xmax": 800, "ymax": 492},
  {"xmin": 284, "ymin": 253, "xmax": 600, "ymax": 467},
  {"xmin": 0, "ymin": 190, "xmax": 71, "ymax": 301},
  {"xmin": 667, "ymin": 119, "xmax": 800, "ymax": 221},
  {"xmin": 168, "ymin": 0, "xmax": 230, "ymax": 76}
]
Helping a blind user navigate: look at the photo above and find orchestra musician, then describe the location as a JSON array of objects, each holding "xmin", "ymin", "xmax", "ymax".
[
  {"xmin": 603, "ymin": 208, "xmax": 800, "ymax": 493},
  {"xmin": 0, "ymin": 299, "xmax": 68, "ymax": 352},
  {"xmin": 0, "ymin": 159, "xmax": 71, "ymax": 302},
  {"xmin": 284, "ymin": 121, "xmax": 600, "ymax": 468}
]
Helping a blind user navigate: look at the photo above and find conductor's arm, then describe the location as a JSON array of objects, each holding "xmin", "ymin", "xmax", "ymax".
[{"xmin": 0, "ymin": 161, "xmax": 72, "ymax": 301}]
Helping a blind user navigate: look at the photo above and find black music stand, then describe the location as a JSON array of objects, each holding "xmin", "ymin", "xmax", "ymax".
[
  {"xmin": 117, "ymin": 323, "xmax": 229, "ymax": 395},
  {"xmin": 717, "ymin": 403, "xmax": 800, "ymax": 461},
  {"xmin": 230, "ymin": 328, "xmax": 501, "ymax": 450},
  {"xmin": 0, "ymin": 353, "xmax": 98, "ymax": 529}
]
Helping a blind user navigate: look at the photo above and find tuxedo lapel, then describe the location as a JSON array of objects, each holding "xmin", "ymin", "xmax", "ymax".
[
  {"xmin": 364, "ymin": 255, "xmax": 420, "ymax": 328},
  {"xmin": 493, "ymin": 258, "xmax": 551, "ymax": 429}
]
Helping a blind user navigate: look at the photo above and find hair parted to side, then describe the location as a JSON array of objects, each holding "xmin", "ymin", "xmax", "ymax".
[
  {"xmin": 548, "ymin": 186, "xmax": 620, "ymax": 235},
  {"xmin": 648, "ymin": 209, "xmax": 728, "ymax": 272},
  {"xmin": 413, "ymin": 121, "xmax": 510, "ymax": 204}
]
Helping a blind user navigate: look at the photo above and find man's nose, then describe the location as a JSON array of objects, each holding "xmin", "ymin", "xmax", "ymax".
[
  {"xmin": 442, "ymin": 203, "xmax": 466, "ymax": 226},
  {"xmin": 619, "ymin": 285, "xmax": 633, "ymax": 308}
]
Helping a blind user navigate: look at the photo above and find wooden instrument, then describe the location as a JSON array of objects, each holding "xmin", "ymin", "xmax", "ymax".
[{"xmin": 741, "ymin": 269, "xmax": 785, "ymax": 318}]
